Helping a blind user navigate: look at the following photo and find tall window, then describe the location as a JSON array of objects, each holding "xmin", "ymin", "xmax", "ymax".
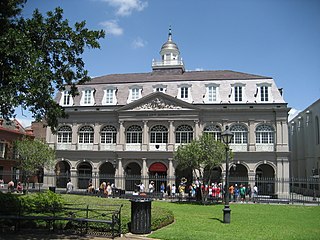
[
  {"xmin": 0, "ymin": 142, "xmax": 5, "ymax": 158},
  {"xmin": 126, "ymin": 125, "xmax": 142, "ymax": 143},
  {"xmin": 230, "ymin": 124, "xmax": 248, "ymax": 144},
  {"xmin": 234, "ymin": 86, "xmax": 242, "ymax": 102},
  {"xmin": 316, "ymin": 116, "xmax": 320, "ymax": 145},
  {"xmin": 180, "ymin": 87, "xmax": 188, "ymax": 99},
  {"xmin": 63, "ymin": 91, "xmax": 71, "ymax": 105},
  {"xmin": 176, "ymin": 125, "xmax": 193, "ymax": 144},
  {"xmin": 106, "ymin": 89, "xmax": 114, "ymax": 104},
  {"xmin": 57, "ymin": 125, "xmax": 72, "ymax": 143},
  {"xmin": 150, "ymin": 125, "xmax": 168, "ymax": 143},
  {"xmin": 208, "ymin": 86, "xmax": 217, "ymax": 102},
  {"xmin": 256, "ymin": 124, "xmax": 274, "ymax": 144},
  {"xmin": 260, "ymin": 86, "xmax": 269, "ymax": 102},
  {"xmin": 84, "ymin": 90, "xmax": 91, "ymax": 104},
  {"xmin": 79, "ymin": 126, "xmax": 94, "ymax": 143},
  {"xmin": 203, "ymin": 125, "xmax": 221, "ymax": 141},
  {"xmin": 101, "ymin": 125, "xmax": 117, "ymax": 144},
  {"xmin": 132, "ymin": 88, "xmax": 139, "ymax": 100}
]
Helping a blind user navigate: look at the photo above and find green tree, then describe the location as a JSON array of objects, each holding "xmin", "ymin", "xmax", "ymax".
[
  {"xmin": 15, "ymin": 138, "xmax": 55, "ymax": 188},
  {"xmin": 174, "ymin": 134, "xmax": 227, "ymax": 183},
  {"xmin": 0, "ymin": 0, "xmax": 105, "ymax": 132}
]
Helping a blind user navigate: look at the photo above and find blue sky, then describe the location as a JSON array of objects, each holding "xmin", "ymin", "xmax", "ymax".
[{"xmin": 17, "ymin": 0, "xmax": 320, "ymax": 126}]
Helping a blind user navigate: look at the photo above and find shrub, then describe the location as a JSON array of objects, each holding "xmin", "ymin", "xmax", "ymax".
[
  {"xmin": 21, "ymin": 190, "xmax": 65, "ymax": 213},
  {"xmin": 0, "ymin": 192, "xmax": 21, "ymax": 214}
]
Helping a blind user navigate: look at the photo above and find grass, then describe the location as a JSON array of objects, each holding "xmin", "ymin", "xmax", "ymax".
[
  {"xmin": 148, "ymin": 202, "xmax": 320, "ymax": 240},
  {"xmin": 60, "ymin": 194, "xmax": 174, "ymax": 233},
  {"xmin": 58, "ymin": 195, "xmax": 320, "ymax": 239}
]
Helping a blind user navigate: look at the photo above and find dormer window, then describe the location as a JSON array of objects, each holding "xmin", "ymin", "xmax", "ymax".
[
  {"xmin": 231, "ymin": 83, "xmax": 246, "ymax": 103},
  {"xmin": 102, "ymin": 87, "xmax": 117, "ymax": 105},
  {"xmin": 153, "ymin": 84, "xmax": 167, "ymax": 93},
  {"xmin": 127, "ymin": 85, "xmax": 142, "ymax": 103},
  {"xmin": 178, "ymin": 84, "xmax": 192, "ymax": 103},
  {"xmin": 59, "ymin": 91, "xmax": 73, "ymax": 106},
  {"xmin": 256, "ymin": 83, "xmax": 272, "ymax": 103},
  {"xmin": 204, "ymin": 84, "xmax": 220, "ymax": 103},
  {"xmin": 80, "ymin": 88, "xmax": 95, "ymax": 106}
]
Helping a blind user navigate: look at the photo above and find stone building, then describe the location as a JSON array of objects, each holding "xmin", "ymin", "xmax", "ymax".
[
  {"xmin": 289, "ymin": 99, "xmax": 320, "ymax": 194},
  {"xmin": 45, "ymin": 29, "xmax": 290, "ymax": 196}
]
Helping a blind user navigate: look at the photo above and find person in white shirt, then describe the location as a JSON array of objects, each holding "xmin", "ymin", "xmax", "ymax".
[
  {"xmin": 66, "ymin": 180, "xmax": 74, "ymax": 193},
  {"xmin": 149, "ymin": 181, "xmax": 155, "ymax": 193}
]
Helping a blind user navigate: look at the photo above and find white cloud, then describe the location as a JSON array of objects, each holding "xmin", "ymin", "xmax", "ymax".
[
  {"xmin": 195, "ymin": 68, "xmax": 204, "ymax": 71},
  {"xmin": 99, "ymin": 20, "xmax": 123, "ymax": 36},
  {"xmin": 102, "ymin": 0, "xmax": 148, "ymax": 16},
  {"xmin": 288, "ymin": 108, "xmax": 301, "ymax": 122},
  {"xmin": 132, "ymin": 37, "xmax": 147, "ymax": 49}
]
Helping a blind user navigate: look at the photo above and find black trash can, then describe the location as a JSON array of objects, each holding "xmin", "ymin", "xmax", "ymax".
[
  {"xmin": 49, "ymin": 186, "xmax": 56, "ymax": 193},
  {"xmin": 130, "ymin": 199, "xmax": 152, "ymax": 234}
]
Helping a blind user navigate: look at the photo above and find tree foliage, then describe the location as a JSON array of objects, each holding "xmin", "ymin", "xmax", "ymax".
[
  {"xmin": 15, "ymin": 138, "xmax": 55, "ymax": 176},
  {"xmin": 0, "ymin": 0, "xmax": 105, "ymax": 132},
  {"xmin": 174, "ymin": 134, "xmax": 227, "ymax": 180}
]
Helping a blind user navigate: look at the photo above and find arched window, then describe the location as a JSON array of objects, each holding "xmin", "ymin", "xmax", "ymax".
[
  {"xmin": 101, "ymin": 125, "xmax": 117, "ymax": 144},
  {"xmin": 256, "ymin": 124, "xmax": 274, "ymax": 144},
  {"xmin": 79, "ymin": 126, "xmax": 94, "ymax": 143},
  {"xmin": 176, "ymin": 125, "xmax": 193, "ymax": 144},
  {"xmin": 203, "ymin": 125, "xmax": 221, "ymax": 141},
  {"xmin": 150, "ymin": 125, "xmax": 168, "ymax": 143},
  {"xmin": 57, "ymin": 125, "xmax": 72, "ymax": 143},
  {"xmin": 316, "ymin": 116, "xmax": 320, "ymax": 145},
  {"xmin": 126, "ymin": 125, "xmax": 142, "ymax": 143},
  {"xmin": 230, "ymin": 124, "xmax": 248, "ymax": 144}
]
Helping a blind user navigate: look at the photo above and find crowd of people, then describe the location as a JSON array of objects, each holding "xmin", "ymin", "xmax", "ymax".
[{"xmin": 0, "ymin": 179, "xmax": 24, "ymax": 193}]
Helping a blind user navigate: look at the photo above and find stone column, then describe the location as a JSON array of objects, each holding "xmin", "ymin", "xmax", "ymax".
[
  {"xmin": 92, "ymin": 168, "xmax": 99, "ymax": 190},
  {"xmin": 142, "ymin": 158, "xmax": 148, "ymax": 190},
  {"xmin": 168, "ymin": 158, "xmax": 175, "ymax": 185},
  {"xmin": 70, "ymin": 168, "xmax": 78, "ymax": 190},
  {"xmin": 168, "ymin": 121, "xmax": 174, "ymax": 151},
  {"xmin": 94, "ymin": 123, "xmax": 100, "ymax": 151},
  {"xmin": 248, "ymin": 120, "xmax": 255, "ymax": 151},
  {"xmin": 142, "ymin": 121, "xmax": 149, "ymax": 151},
  {"xmin": 116, "ymin": 158, "xmax": 124, "ymax": 189},
  {"xmin": 72, "ymin": 123, "xmax": 79, "ymax": 150},
  {"xmin": 117, "ymin": 121, "xmax": 125, "ymax": 151},
  {"xmin": 194, "ymin": 120, "xmax": 200, "ymax": 140}
]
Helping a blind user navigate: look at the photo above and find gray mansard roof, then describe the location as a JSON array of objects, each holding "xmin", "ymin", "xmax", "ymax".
[{"xmin": 88, "ymin": 70, "xmax": 271, "ymax": 85}]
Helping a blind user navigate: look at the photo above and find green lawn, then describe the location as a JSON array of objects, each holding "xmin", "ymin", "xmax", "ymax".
[
  {"xmin": 149, "ymin": 202, "xmax": 320, "ymax": 240},
  {"xmin": 60, "ymin": 195, "xmax": 320, "ymax": 240}
]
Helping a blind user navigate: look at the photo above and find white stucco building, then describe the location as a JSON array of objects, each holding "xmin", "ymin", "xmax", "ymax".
[{"xmin": 45, "ymin": 29, "xmax": 290, "ymax": 196}]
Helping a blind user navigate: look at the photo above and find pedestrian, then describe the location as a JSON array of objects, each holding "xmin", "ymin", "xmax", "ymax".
[
  {"xmin": 106, "ymin": 182, "xmax": 112, "ymax": 197},
  {"xmin": 8, "ymin": 180, "xmax": 14, "ymax": 193},
  {"xmin": 228, "ymin": 184, "xmax": 234, "ymax": 201},
  {"xmin": 166, "ymin": 183, "xmax": 171, "ymax": 197},
  {"xmin": 136, "ymin": 182, "xmax": 145, "ymax": 193},
  {"xmin": 171, "ymin": 184, "xmax": 176, "ymax": 197},
  {"xmin": 240, "ymin": 184, "xmax": 246, "ymax": 203},
  {"xmin": 149, "ymin": 181, "xmax": 155, "ymax": 193},
  {"xmin": 66, "ymin": 179, "xmax": 74, "ymax": 193},
  {"xmin": 234, "ymin": 184, "xmax": 239, "ymax": 202},
  {"xmin": 253, "ymin": 185, "xmax": 258, "ymax": 203},
  {"xmin": 246, "ymin": 184, "xmax": 252, "ymax": 202},
  {"xmin": 160, "ymin": 182, "xmax": 165, "ymax": 197},
  {"xmin": 16, "ymin": 182, "xmax": 23, "ymax": 193}
]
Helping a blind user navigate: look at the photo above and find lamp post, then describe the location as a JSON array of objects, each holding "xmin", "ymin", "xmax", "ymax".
[
  {"xmin": 312, "ymin": 168, "xmax": 316, "ymax": 201},
  {"xmin": 221, "ymin": 126, "xmax": 234, "ymax": 224}
]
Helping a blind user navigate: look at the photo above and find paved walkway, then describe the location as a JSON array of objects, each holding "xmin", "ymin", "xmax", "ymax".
[{"xmin": 0, "ymin": 232, "xmax": 157, "ymax": 240}]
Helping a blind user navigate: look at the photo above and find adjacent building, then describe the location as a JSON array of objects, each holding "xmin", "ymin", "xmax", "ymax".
[
  {"xmin": 0, "ymin": 118, "xmax": 34, "ymax": 183},
  {"xmin": 45, "ymin": 29, "xmax": 290, "ymax": 196},
  {"xmin": 289, "ymin": 99, "xmax": 320, "ymax": 195}
]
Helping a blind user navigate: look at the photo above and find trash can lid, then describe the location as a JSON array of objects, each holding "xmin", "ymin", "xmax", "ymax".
[{"xmin": 129, "ymin": 198, "xmax": 153, "ymax": 202}]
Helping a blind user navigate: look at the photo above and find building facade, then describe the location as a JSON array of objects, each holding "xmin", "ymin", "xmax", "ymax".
[
  {"xmin": 0, "ymin": 118, "xmax": 34, "ymax": 183},
  {"xmin": 45, "ymin": 30, "xmax": 290, "ymax": 196},
  {"xmin": 289, "ymin": 99, "xmax": 320, "ymax": 194}
]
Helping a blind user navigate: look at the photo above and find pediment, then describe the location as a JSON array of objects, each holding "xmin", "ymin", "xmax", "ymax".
[{"xmin": 118, "ymin": 92, "xmax": 198, "ymax": 111}]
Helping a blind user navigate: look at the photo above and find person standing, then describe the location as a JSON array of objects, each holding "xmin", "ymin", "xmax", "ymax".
[
  {"xmin": 149, "ymin": 181, "xmax": 155, "ymax": 193},
  {"xmin": 246, "ymin": 184, "xmax": 252, "ymax": 202},
  {"xmin": 66, "ymin": 179, "xmax": 74, "ymax": 193},
  {"xmin": 253, "ymin": 185, "xmax": 258, "ymax": 203},
  {"xmin": 8, "ymin": 180, "xmax": 14, "ymax": 193},
  {"xmin": 171, "ymin": 184, "xmax": 176, "ymax": 198}
]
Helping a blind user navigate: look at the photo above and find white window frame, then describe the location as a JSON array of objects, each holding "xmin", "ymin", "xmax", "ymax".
[
  {"xmin": 80, "ymin": 88, "xmax": 95, "ymax": 106},
  {"xmin": 102, "ymin": 87, "xmax": 117, "ymax": 105},
  {"xmin": 255, "ymin": 124, "xmax": 274, "ymax": 144},
  {"xmin": 127, "ymin": 85, "xmax": 142, "ymax": 103},
  {"xmin": 204, "ymin": 83, "xmax": 220, "ymax": 103},
  {"xmin": 101, "ymin": 125, "xmax": 117, "ymax": 144},
  {"xmin": 177, "ymin": 84, "xmax": 192, "ymax": 103},
  {"xmin": 0, "ymin": 142, "xmax": 5, "ymax": 158},
  {"xmin": 175, "ymin": 125, "xmax": 193, "ymax": 144},
  {"xmin": 78, "ymin": 126, "xmax": 94, "ymax": 144},
  {"xmin": 59, "ymin": 90, "xmax": 74, "ymax": 106},
  {"xmin": 231, "ymin": 83, "xmax": 246, "ymax": 103},
  {"xmin": 57, "ymin": 125, "xmax": 72, "ymax": 143},
  {"xmin": 153, "ymin": 84, "xmax": 167, "ymax": 93},
  {"xmin": 256, "ymin": 83, "xmax": 272, "ymax": 103},
  {"xmin": 203, "ymin": 125, "xmax": 221, "ymax": 141}
]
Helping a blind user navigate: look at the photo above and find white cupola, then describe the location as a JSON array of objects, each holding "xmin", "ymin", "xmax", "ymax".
[{"xmin": 152, "ymin": 27, "xmax": 185, "ymax": 74}]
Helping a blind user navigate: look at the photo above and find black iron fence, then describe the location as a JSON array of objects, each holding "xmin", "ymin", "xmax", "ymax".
[{"xmin": 0, "ymin": 171, "xmax": 319, "ymax": 204}]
